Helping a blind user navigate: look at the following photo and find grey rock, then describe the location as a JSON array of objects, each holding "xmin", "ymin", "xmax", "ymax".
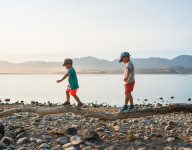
[
  {"xmin": 15, "ymin": 128, "xmax": 25, "ymax": 135},
  {"xmin": 179, "ymin": 148, "xmax": 192, "ymax": 150},
  {"xmin": 31, "ymin": 122, "xmax": 39, "ymax": 127},
  {"xmin": 187, "ymin": 128, "xmax": 192, "ymax": 134},
  {"xmin": 82, "ymin": 147, "xmax": 92, "ymax": 150},
  {"xmin": 0, "ymin": 122, "xmax": 5, "ymax": 135},
  {"xmin": 168, "ymin": 121, "xmax": 176, "ymax": 126},
  {"xmin": 6, "ymin": 125, "xmax": 15, "ymax": 131},
  {"xmin": 163, "ymin": 146, "xmax": 173, "ymax": 150},
  {"xmin": 65, "ymin": 127, "xmax": 77, "ymax": 135},
  {"xmin": 0, "ymin": 141, "xmax": 6, "ymax": 148},
  {"xmin": 90, "ymin": 118, "xmax": 95, "ymax": 123},
  {"xmin": 113, "ymin": 126, "xmax": 123, "ymax": 132},
  {"xmin": 62, "ymin": 143, "xmax": 74, "ymax": 148},
  {"xmin": 51, "ymin": 147, "xmax": 60, "ymax": 150},
  {"xmin": 178, "ymin": 142, "xmax": 189, "ymax": 147},
  {"xmin": 83, "ymin": 129, "xmax": 100, "ymax": 141},
  {"xmin": 121, "ymin": 119, "xmax": 127, "ymax": 123},
  {"xmin": 39, "ymin": 143, "xmax": 50, "ymax": 149},
  {"xmin": 156, "ymin": 134, "xmax": 163, "ymax": 138},
  {"xmin": 56, "ymin": 137, "xmax": 68, "ymax": 145},
  {"xmin": 138, "ymin": 147, "xmax": 147, "ymax": 150},
  {"xmin": 17, "ymin": 147, "xmax": 28, "ymax": 150},
  {"xmin": 144, "ymin": 136, "xmax": 149, "ymax": 140},
  {"xmin": 166, "ymin": 137, "xmax": 175, "ymax": 142},
  {"xmin": 95, "ymin": 122, "xmax": 106, "ymax": 128},
  {"xmin": 30, "ymin": 137, "xmax": 38, "ymax": 143},
  {"xmin": 31, "ymin": 119, "xmax": 41, "ymax": 127},
  {"xmin": 9, "ymin": 144, "xmax": 16, "ymax": 149},
  {"xmin": 111, "ymin": 122, "xmax": 117, "ymax": 127},
  {"xmin": 165, "ymin": 125, "xmax": 172, "ymax": 130},
  {"xmin": 1, "ymin": 137, "xmax": 14, "ymax": 145},
  {"xmin": 16, "ymin": 132, "xmax": 28, "ymax": 139},
  {"xmin": 70, "ymin": 135, "xmax": 83, "ymax": 145},
  {"xmin": 65, "ymin": 147, "xmax": 77, "ymax": 150},
  {"xmin": 36, "ymin": 139, "xmax": 45, "ymax": 145},
  {"xmin": 54, "ymin": 120, "xmax": 61, "ymax": 126},
  {"xmin": 16, "ymin": 137, "xmax": 30, "ymax": 145},
  {"xmin": 4, "ymin": 131, "xmax": 16, "ymax": 138}
]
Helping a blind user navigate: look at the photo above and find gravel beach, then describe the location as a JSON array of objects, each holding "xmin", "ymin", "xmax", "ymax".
[{"xmin": 0, "ymin": 105, "xmax": 192, "ymax": 150}]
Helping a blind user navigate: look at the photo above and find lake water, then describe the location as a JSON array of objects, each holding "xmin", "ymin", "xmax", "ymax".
[{"xmin": 0, "ymin": 74, "xmax": 191, "ymax": 107}]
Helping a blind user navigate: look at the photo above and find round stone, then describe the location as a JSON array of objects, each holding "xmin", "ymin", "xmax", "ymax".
[{"xmin": 70, "ymin": 135, "xmax": 83, "ymax": 145}]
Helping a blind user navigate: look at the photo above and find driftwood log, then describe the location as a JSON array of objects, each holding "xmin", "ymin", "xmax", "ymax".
[{"xmin": 0, "ymin": 103, "xmax": 191, "ymax": 121}]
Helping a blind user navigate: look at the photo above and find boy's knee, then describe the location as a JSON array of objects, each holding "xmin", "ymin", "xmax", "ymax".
[
  {"xmin": 72, "ymin": 95, "xmax": 77, "ymax": 98},
  {"xmin": 125, "ymin": 91, "xmax": 132, "ymax": 95},
  {"xmin": 66, "ymin": 90, "xmax": 69, "ymax": 94}
]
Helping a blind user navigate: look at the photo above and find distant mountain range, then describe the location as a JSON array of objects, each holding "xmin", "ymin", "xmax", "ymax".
[{"xmin": 0, "ymin": 55, "xmax": 192, "ymax": 74}]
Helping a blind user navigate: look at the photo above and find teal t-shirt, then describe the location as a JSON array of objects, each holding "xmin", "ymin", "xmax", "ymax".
[{"xmin": 67, "ymin": 67, "xmax": 79, "ymax": 89}]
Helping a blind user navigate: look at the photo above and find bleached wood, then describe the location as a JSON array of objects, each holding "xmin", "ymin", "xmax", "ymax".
[{"xmin": 0, "ymin": 103, "xmax": 191, "ymax": 120}]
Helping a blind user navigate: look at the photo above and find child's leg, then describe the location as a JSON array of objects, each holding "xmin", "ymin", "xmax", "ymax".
[
  {"xmin": 128, "ymin": 91, "xmax": 133, "ymax": 105},
  {"xmin": 124, "ymin": 91, "xmax": 129, "ymax": 105},
  {"xmin": 66, "ymin": 90, "xmax": 70, "ymax": 103},
  {"xmin": 72, "ymin": 95, "xmax": 81, "ymax": 106}
]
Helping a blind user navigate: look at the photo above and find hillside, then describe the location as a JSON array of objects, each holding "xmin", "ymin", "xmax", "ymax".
[{"xmin": 0, "ymin": 55, "xmax": 192, "ymax": 74}]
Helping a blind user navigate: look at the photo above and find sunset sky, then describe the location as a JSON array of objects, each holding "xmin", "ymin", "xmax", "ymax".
[{"xmin": 0, "ymin": 0, "xmax": 192, "ymax": 62}]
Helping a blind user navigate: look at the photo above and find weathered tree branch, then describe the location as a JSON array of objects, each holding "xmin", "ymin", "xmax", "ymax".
[{"xmin": 0, "ymin": 103, "xmax": 191, "ymax": 120}]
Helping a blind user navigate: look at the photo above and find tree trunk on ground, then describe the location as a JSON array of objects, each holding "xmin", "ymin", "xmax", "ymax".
[{"xmin": 0, "ymin": 103, "xmax": 191, "ymax": 121}]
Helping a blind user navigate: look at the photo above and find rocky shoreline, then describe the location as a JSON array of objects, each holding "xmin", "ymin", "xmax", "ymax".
[{"xmin": 0, "ymin": 105, "xmax": 192, "ymax": 150}]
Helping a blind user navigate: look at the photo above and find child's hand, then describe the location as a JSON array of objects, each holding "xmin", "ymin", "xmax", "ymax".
[
  {"xmin": 124, "ymin": 77, "xmax": 128, "ymax": 82},
  {"xmin": 57, "ymin": 80, "xmax": 61, "ymax": 83}
]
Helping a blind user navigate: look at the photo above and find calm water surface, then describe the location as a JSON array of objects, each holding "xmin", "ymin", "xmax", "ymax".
[{"xmin": 0, "ymin": 74, "xmax": 191, "ymax": 107}]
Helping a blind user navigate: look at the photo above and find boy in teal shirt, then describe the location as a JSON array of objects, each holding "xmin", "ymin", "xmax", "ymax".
[{"xmin": 57, "ymin": 58, "xmax": 83, "ymax": 107}]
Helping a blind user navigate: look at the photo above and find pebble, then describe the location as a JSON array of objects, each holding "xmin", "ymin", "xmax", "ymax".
[
  {"xmin": 83, "ymin": 129, "xmax": 100, "ymax": 141},
  {"xmin": 30, "ymin": 137, "xmax": 37, "ymax": 143},
  {"xmin": 65, "ymin": 147, "xmax": 77, "ymax": 150},
  {"xmin": 0, "ymin": 122, "xmax": 5, "ymax": 135},
  {"xmin": 0, "ymin": 141, "xmax": 6, "ymax": 148},
  {"xmin": 166, "ymin": 137, "xmax": 175, "ymax": 142},
  {"xmin": 138, "ymin": 147, "xmax": 147, "ymax": 150},
  {"xmin": 16, "ymin": 137, "xmax": 30, "ymax": 145},
  {"xmin": 16, "ymin": 132, "xmax": 28, "ymax": 139},
  {"xmin": 62, "ymin": 143, "xmax": 74, "ymax": 149},
  {"xmin": 17, "ymin": 147, "xmax": 28, "ymax": 150},
  {"xmin": 70, "ymin": 135, "xmax": 83, "ymax": 145},
  {"xmin": 165, "ymin": 125, "xmax": 172, "ymax": 130},
  {"xmin": 4, "ymin": 131, "xmax": 16, "ymax": 138},
  {"xmin": 113, "ymin": 125, "xmax": 122, "ymax": 132},
  {"xmin": 56, "ymin": 137, "xmax": 68, "ymax": 145},
  {"xmin": 15, "ymin": 128, "xmax": 25, "ymax": 135},
  {"xmin": 36, "ymin": 139, "xmax": 45, "ymax": 144},
  {"xmin": 82, "ymin": 147, "xmax": 93, "ymax": 150},
  {"xmin": 95, "ymin": 122, "xmax": 106, "ymax": 128},
  {"xmin": 6, "ymin": 125, "xmax": 15, "ymax": 131},
  {"xmin": 64, "ymin": 127, "xmax": 77, "ymax": 135},
  {"xmin": 39, "ymin": 143, "xmax": 51, "ymax": 149},
  {"xmin": 1, "ymin": 137, "xmax": 14, "ymax": 145}
]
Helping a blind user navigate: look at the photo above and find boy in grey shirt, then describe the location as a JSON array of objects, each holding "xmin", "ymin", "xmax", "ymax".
[{"xmin": 119, "ymin": 52, "xmax": 135, "ymax": 112}]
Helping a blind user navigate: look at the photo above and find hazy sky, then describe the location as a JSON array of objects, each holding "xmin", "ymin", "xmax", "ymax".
[{"xmin": 0, "ymin": 0, "xmax": 192, "ymax": 62}]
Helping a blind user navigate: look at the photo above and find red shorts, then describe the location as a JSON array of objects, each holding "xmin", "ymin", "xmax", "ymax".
[
  {"xmin": 125, "ymin": 81, "xmax": 135, "ymax": 92},
  {"xmin": 67, "ymin": 87, "xmax": 77, "ymax": 95}
]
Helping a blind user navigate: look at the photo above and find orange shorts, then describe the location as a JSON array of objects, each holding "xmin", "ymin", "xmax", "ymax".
[
  {"xmin": 125, "ymin": 81, "xmax": 135, "ymax": 92},
  {"xmin": 67, "ymin": 87, "xmax": 77, "ymax": 95}
]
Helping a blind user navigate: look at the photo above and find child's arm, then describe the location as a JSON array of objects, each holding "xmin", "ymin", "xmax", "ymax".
[
  {"xmin": 124, "ymin": 67, "xmax": 129, "ymax": 82},
  {"xmin": 57, "ymin": 73, "xmax": 69, "ymax": 83}
]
